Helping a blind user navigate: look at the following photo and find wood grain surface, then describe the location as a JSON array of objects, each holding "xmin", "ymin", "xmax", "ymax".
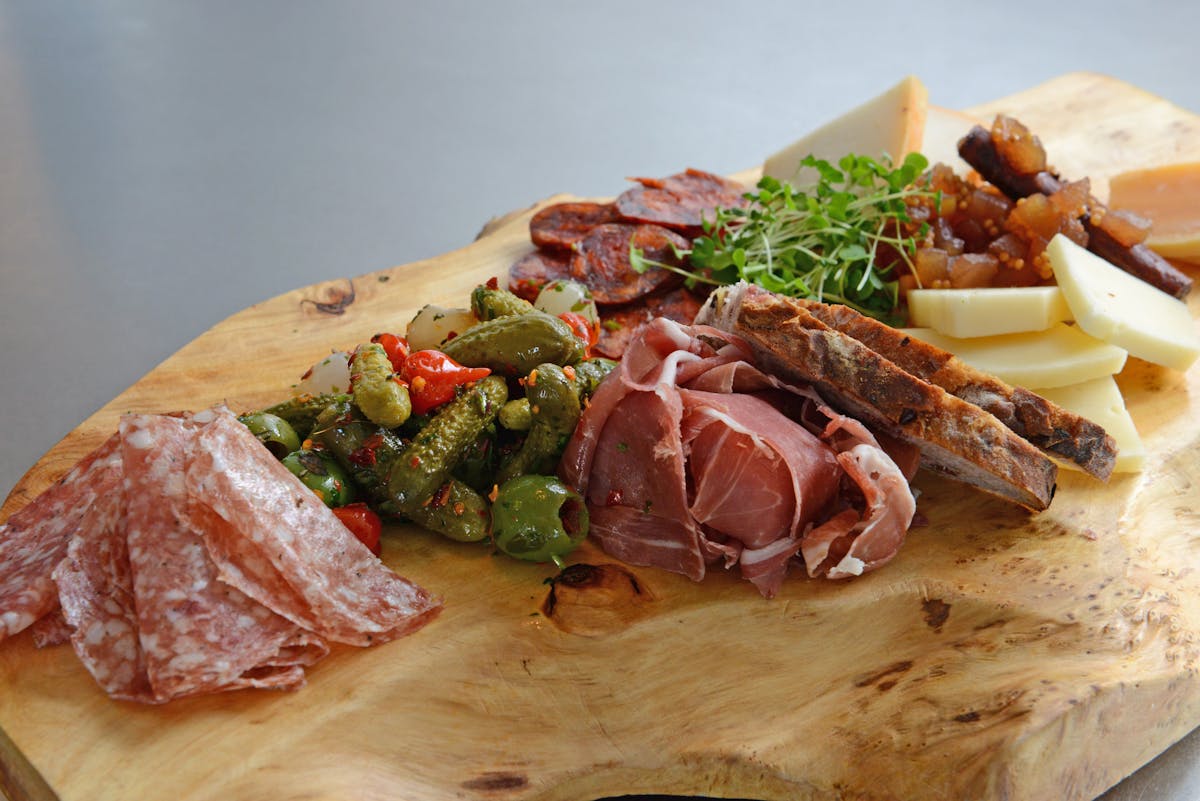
[{"xmin": 2, "ymin": 73, "xmax": 1199, "ymax": 801}]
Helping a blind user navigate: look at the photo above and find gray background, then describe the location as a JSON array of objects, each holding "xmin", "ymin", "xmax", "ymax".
[{"xmin": 0, "ymin": 2, "xmax": 1197, "ymax": 799}]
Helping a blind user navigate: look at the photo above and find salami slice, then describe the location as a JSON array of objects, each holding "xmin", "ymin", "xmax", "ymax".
[
  {"xmin": 616, "ymin": 169, "xmax": 748, "ymax": 232},
  {"xmin": 529, "ymin": 202, "xmax": 621, "ymax": 251},
  {"xmin": 0, "ymin": 434, "xmax": 122, "ymax": 642},
  {"xmin": 29, "ymin": 607, "xmax": 72, "ymax": 648},
  {"xmin": 121, "ymin": 412, "xmax": 328, "ymax": 701},
  {"xmin": 186, "ymin": 412, "xmax": 441, "ymax": 646},
  {"xmin": 508, "ymin": 249, "xmax": 572, "ymax": 301},
  {"xmin": 52, "ymin": 484, "xmax": 155, "ymax": 702},
  {"xmin": 569, "ymin": 223, "xmax": 687, "ymax": 305}
]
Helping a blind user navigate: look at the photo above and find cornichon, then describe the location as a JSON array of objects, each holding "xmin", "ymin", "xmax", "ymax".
[
  {"xmin": 313, "ymin": 401, "xmax": 489, "ymax": 542},
  {"xmin": 496, "ymin": 363, "xmax": 582, "ymax": 483},
  {"xmin": 387, "ymin": 375, "xmax": 508, "ymax": 512},
  {"xmin": 263, "ymin": 392, "xmax": 350, "ymax": 439},
  {"xmin": 440, "ymin": 311, "xmax": 585, "ymax": 376},
  {"xmin": 350, "ymin": 342, "xmax": 411, "ymax": 428},
  {"xmin": 470, "ymin": 285, "xmax": 533, "ymax": 321}
]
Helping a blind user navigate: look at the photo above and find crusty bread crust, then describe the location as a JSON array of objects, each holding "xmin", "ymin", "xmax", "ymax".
[
  {"xmin": 699, "ymin": 285, "xmax": 1058, "ymax": 510},
  {"xmin": 791, "ymin": 299, "xmax": 1117, "ymax": 480}
]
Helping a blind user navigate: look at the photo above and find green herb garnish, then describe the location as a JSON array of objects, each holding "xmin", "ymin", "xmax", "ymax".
[{"xmin": 631, "ymin": 152, "xmax": 932, "ymax": 323}]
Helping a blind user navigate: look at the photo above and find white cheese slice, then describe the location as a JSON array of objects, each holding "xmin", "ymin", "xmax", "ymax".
[
  {"xmin": 1046, "ymin": 234, "xmax": 1200, "ymax": 371},
  {"xmin": 901, "ymin": 324, "xmax": 1128, "ymax": 389},
  {"xmin": 920, "ymin": 105, "xmax": 982, "ymax": 174},
  {"xmin": 906, "ymin": 286, "xmax": 1073, "ymax": 338},
  {"xmin": 1030, "ymin": 377, "xmax": 1146, "ymax": 473},
  {"xmin": 763, "ymin": 76, "xmax": 928, "ymax": 182}
]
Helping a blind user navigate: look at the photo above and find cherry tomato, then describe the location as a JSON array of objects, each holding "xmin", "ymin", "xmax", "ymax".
[
  {"xmin": 558, "ymin": 311, "xmax": 599, "ymax": 356},
  {"xmin": 370, "ymin": 332, "xmax": 410, "ymax": 373},
  {"xmin": 400, "ymin": 350, "xmax": 492, "ymax": 416},
  {"xmin": 332, "ymin": 503, "xmax": 383, "ymax": 556}
]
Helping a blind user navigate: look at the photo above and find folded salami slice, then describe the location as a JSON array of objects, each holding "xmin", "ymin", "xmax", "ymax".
[
  {"xmin": 121, "ymin": 412, "xmax": 329, "ymax": 701},
  {"xmin": 52, "ymin": 484, "xmax": 154, "ymax": 702},
  {"xmin": 0, "ymin": 434, "xmax": 122, "ymax": 642},
  {"xmin": 186, "ymin": 412, "xmax": 441, "ymax": 646}
]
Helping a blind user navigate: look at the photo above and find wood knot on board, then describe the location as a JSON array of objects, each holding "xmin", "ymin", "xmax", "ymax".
[
  {"xmin": 460, "ymin": 771, "xmax": 529, "ymax": 791},
  {"xmin": 541, "ymin": 563, "xmax": 655, "ymax": 636},
  {"xmin": 922, "ymin": 598, "xmax": 952, "ymax": 632},
  {"xmin": 300, "ymin": 279, "xmax": 356, "ymax": 315}
]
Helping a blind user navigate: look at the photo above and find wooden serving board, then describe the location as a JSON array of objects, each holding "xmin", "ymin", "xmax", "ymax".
[{"xmin": 3, "ymin": 73, "xmax": 1200, "ymax": 801}]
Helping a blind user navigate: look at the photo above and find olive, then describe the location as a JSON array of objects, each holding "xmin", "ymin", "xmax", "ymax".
[
  {"xmin": 491, "ymin": 475, "xmax": 588, "ymax": 567},
  {"xmin": 281, "ymin": 448, "xmax": 356, "ymax": 507},
  {"xmin": 238, "ymin": 412, "xmax": 301, "ymax": 459}
]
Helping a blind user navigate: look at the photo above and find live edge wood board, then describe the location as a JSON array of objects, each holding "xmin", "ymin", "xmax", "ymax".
[{"xmin": 2, "ymin": 73, "xmax": 1199, "ymax": 801}]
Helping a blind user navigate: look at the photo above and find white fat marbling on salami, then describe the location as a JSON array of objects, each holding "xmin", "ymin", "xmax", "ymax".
[
  {"xmin": 121, "ymin": 412, "xmax": 328, "ymax": 701},
  {"xmin": 186, "ymin": 413, "xmax": 441, "ymax": 646},
  {"xmin": 29, "ymin": 607, "xmax": 72, "ymax": 648},
  {"xmin": 0, "ymin": 434, "xmax": 123, "ymax": 642}
]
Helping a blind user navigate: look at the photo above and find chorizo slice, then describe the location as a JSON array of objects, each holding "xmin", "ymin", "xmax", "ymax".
[
  {"xmin": 616, "ymin": 169, "xmax": 748, "ymax": 232},
  {"xmin": 569, "ymin": 223, "xmax": 688, "ymax": 305},
  {"xmin": 595, "ymin": 288, "xmax": 706, "ymax": 359},
  {"xmin": 530, "ymin": 202, "xmax": 621, "ymax": 251},
  {"xmin": 508, "ymin": 249, "xmax": 572, "ymax": 301}
]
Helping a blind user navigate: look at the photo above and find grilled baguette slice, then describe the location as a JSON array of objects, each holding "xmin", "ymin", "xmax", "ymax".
[
  {"xmin": 697, "ymin": 284, "xmax": 1058, "ymax": 510},
  {"xmin": 788, "ymin": 298, "xmax": 1117, "ymax": 480}
]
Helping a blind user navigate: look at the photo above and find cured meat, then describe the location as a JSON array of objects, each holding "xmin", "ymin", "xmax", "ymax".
[
  {"xmin": 508, "ymin": 249, "xmax": 572, "ymax": 301},
  {"xmin": 569, "ymin": 223, "xmax": 687, "ymax": 305},
  {"xmin": 561, "ymin": 317, "xmax": 917, "ymax": 595},
  {"xmin": 29, "ymin": 608, "xmax": 72, "ymax": 648},
  {"xmin": 52, "ymin": 483, "xmax": 153, "ymax": 702},
  {"xmin": 122, "ymin": 412, "xmax": 328, "ymax": 701},
  {"xmin": 594, "ymin": 288, "xmax": 705, "ymax": 360},
  {"xmin": 615, "ymin": 169, "xmax": 748, "ymax": 233},
  {"xmin": 186, "ymin": 412, "xmax": 442, "ymax": 646},
  {"xmin": 0, "ymin": 434, "xmax": 122, "ymax": 642},
  {"xmin": 529, "ymin": 201, "xmax": 621, "ymax": 251}
]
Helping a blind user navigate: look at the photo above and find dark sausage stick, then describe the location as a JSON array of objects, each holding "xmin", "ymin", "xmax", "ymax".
[{"xmin": 958, "ymin": 125, "xmax": 1193, "ymax": 299}]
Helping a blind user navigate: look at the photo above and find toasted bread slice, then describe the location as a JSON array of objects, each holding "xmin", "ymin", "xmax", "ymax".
[
  {"xmin": 787, "ymin": 298, "xmax": 1117, "ymax": 480},
  {"xmin": 697, "ymin": 284, "xmax": 1058, "ymax": 510}
]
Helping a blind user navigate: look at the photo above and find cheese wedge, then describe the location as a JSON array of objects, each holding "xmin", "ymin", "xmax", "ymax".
[
  {"xmin": 906, "ymin": 286, "xmax": 1072, "ymax": 338},
  {"xmin": 1031, "ymin": 377, "xmax": 1146, "ymax": 473},
  {"xmin": 1108, "ymin": 163, "xmax": 1200, "ymax": 264},
  {"xmin": 920, "ymin": 105, "xmax": 982, "ymax": 174},
  {"xmin": 1046, "ymin": 234, "xmax": 1200, "ymax": 371},
  {"xmin": 901, "ymin": 324, "xmax": 1128, "ymax": 389},
  {"xmin": 763, "ymin": 76, "xmax": 928, "ymax": 182}
]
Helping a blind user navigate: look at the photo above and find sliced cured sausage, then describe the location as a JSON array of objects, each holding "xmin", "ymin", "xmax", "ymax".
[
  {"xmin": 122, "ymin": 412, "xmax": 328, "ymax": 701},
  {"xmin": 0, "ymin": 434, "xmax": 122, "ymax": 642},
  {"xmin": 508, "ymin": 249, "xmax": 572, "ymax": 301},
  {"xmin": 186, "ymin": 412, "xmax": 442, "ymax": 646},
  {"xmin": 616, "ymin": 169, "xmax": 748, "ymax": 233},
  {"xmin": 594, "ymin": 288, "xmax": 705, "ymax": 360},
  {"xmin": 569, "ymin": 223, "xmax": 687, "ymax": 305},
  {"xmin": 529, "ymin": 202, "xmax": 621, "ymax": 251}
]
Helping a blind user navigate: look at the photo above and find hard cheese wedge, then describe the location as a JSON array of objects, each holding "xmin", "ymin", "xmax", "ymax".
[
  {"xmin": 1107, "ymin": 162, "xmax": 1200, "ymax": 264},
  {"xmin": 763, "ymin": 76, "xmax": 928, "ymax": 182},
  {"xmin": 907, "ymin": 286, "xmax": 1073, "ymax": 337},
  {"xmin": 1031, "ymin": 376, "xmax": 1146, "ymax": 473},
  {"xmin": 1047, "ymin": 234, "xmax": 1200, "ymax": 371},
  {"xmin": 902, "ymin": 324, "xmax": 1128, "ymax": 388},
  {"xmin": 920, "ymin": 105, "xmax": 982, "ymax": 174}
]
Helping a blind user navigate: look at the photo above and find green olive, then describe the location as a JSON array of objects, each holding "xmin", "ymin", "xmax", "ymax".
[
  {"xmin": 491, "ymin": 475, "xmax": 588, "ymax": 567},
  {"xmin": 281, "ymin": 448, "xmax": 356, "ymax": 507},
  {"xmin": 238, "ymin": 412, "xmax": 302, "ymax": 459}
]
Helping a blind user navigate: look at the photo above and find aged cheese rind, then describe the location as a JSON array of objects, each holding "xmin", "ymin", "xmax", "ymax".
[
  {"xmin": 1047, "ymin": 234, "xmax": 1200, "ymax": 371},
  {"xmin": 763, "ymin": 76, "xmax": 928, "ymax": 182},
  {"xmin": 906, "ymin": 286, "xmax": 1073, "ymax": 338},
  {"xmin": 1031, "ymin": 377, "xmax": 1146, "ymax": 473},
  {"xmin": 901, "ymin": 324, "xmax": 1128, "ymax": 389}
]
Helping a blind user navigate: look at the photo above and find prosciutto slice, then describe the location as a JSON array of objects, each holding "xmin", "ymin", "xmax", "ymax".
[{"xmin": 561, "ymin": 317, "xmax": 917, "ymax": 596}]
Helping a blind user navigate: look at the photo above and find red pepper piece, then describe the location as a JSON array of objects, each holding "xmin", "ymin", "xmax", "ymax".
[
  {"xmin": 400, "ymin": 350, "xmax": 492, "ymax": 415},
  {"xmin": 332, "ymin": 503, "xmax": 383, "ymax": 556},
  {"xmin": 370, "ymin": 332, "xmax": 410, "ymax": 373},
  {"xmin": 558, "ymin": 311, "xmax": 599, "ymax": 357}
]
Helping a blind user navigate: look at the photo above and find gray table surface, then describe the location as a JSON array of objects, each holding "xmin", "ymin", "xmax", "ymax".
[{"xmin": 1, "ymin": 2, "xmax": 1197, "ymax": 799}]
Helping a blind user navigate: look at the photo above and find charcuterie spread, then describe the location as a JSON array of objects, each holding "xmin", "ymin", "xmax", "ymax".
[{"xmin": 2, "ymin": 74, "xmax": 1199, "ymax": 726}]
